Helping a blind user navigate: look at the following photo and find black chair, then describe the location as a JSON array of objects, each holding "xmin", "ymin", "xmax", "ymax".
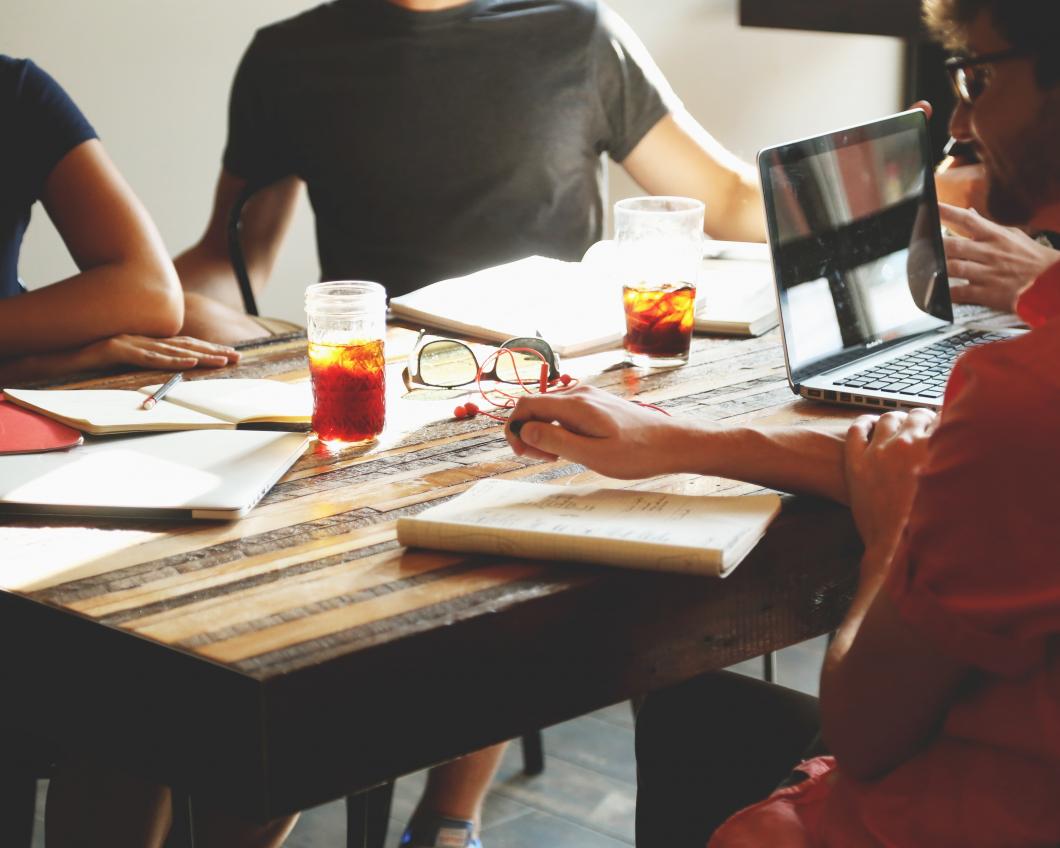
[{"xmin": 227, "ymin": 182, "xmax": 266, "ymax": 318}]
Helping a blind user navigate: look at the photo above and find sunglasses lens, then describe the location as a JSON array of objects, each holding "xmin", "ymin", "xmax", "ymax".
[
  {"xmin": 495, "ymin": 348, "xmax": 550, "ymax": 383},
  {"xmin": 417, "ymin": 340, "xmax": 478, "ymax": 387},
  {"xmin": 496, "ymin": 338, "xmax": 557, "ymax": 383}
]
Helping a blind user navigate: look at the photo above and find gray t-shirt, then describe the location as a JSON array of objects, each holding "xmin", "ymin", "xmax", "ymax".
[{"xmin": 223, "ymin": 0, "xmax": 669, "ymax": 297}]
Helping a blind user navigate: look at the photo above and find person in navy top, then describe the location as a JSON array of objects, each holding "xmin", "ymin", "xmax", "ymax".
[
  {"xmin": 0, "ymin": 56, "xmax": 239, "ymax": 383},
  {"xmin": 1, "ymin": 55, "xmax": 311, "ymax": 848},
  {"xmin": 0, "ymin": 57, "xmax": 94, "ymax": 299}
]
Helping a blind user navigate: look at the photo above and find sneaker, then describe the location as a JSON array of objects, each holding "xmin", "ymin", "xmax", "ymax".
[{"xmin": 399, "ymin": 815, "xmax": 482, "ymax": 848}]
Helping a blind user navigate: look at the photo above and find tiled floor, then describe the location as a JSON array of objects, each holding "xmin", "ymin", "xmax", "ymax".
[{"xmin": 29, "ymin": 637, "xmax": 827, "ymax": 847}]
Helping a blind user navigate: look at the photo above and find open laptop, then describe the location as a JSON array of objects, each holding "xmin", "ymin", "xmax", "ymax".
[
  {"xmin": 0, "ymin": 429, "xmax": 309, "ymax": 520},
  {"xmin": 758, "ymin": 109, "xmax": 1021, "ymax": 411}
]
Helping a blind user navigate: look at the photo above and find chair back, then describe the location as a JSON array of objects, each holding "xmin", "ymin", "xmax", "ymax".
[{"xmin": 226, "ymin": 182, "xmax": 268, "ymax": 317}]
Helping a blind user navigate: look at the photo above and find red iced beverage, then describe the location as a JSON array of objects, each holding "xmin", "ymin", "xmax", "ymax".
[
  {"xmin": 623, "ymin": 283, "xmax": 696, "ymax": 364},
  {"xmin": 308, "ymin": 339, "xmax": 385, "ymax": 445}
]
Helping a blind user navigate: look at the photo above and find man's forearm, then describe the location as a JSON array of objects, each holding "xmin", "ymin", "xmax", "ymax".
[
  {"xmin": 722, "ymin": 177, "xmax": 768, "ymax": 243},
  {"xmin": 824, "ymin": 546, "xmax": 890, "ymax": 663},
  {"xmin": 507, "ymin": 387, "xmax": 851, "ymax": 499},
  {"xmin": 672, "ymin": 421, "xmax": 849, "ymax": 503}
]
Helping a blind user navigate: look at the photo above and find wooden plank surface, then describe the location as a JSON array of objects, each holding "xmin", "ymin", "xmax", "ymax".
[{"xmin": 0, "ymin": 327, "xmax": 861, "ymax": 818}]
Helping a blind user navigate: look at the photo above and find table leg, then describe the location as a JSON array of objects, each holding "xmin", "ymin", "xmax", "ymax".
[
  {"xmin": 520, "ymin": 732, "xmax": 544, "ymax": 776},
  {"xmin": 346, "ymin": 781, "xmax": 394, "ymax": 848},
  {"xmin": 763, "ymin": 651, "xmax": 778, "ymax": 684}
]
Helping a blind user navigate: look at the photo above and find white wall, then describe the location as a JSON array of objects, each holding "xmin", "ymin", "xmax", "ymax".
[
  {"xmin": 6, "ymin": 0, "xmax": 902, "ymax": 325},
  {"xmin": 7, "ymin": 0, "xmax": 318, "ymax": 322}
]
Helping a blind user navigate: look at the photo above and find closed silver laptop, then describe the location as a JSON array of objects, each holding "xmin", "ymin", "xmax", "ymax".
[{"xmin": 0, "ymin": 429, "xmax": 309, "ymax": 520}]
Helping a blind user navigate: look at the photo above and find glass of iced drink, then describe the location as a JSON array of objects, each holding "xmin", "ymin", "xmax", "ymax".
[
  {"xmin": 304, "ymin": 281, "xmax": 387, "ymax": 448},
  {"xmin": 615, "ymin": 196, "xmax": 704, "ymax": 367}
]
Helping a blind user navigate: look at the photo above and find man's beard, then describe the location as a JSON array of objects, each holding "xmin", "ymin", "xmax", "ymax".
[{"xmin": 984, "ymin": 92, "xmax": 1060, "ymax": 226}]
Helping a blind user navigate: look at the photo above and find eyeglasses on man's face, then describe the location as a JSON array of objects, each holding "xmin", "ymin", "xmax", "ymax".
[
  {"xmin": 945, "ymin": 46, "xmax": 1032, "ymax": 106},
  {"xmin": 402, "ymin": 334, "xmax": 561, "ymax": 391}
]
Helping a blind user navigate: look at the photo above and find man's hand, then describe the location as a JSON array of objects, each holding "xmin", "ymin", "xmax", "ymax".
[
  {"xmin": 935, "ymin": 161, "xmax": 988, "ymax": 211},
  {"xmin": 844, "ymin": 410, "xmax": 937, "ymax": 574},
  {"xmin": 941, "ymin": 203, "xmax": 1058, "ymax": 313},
  {"xmin": 506, "ymin": 385, "xmax": 686, "ymax": 479}
]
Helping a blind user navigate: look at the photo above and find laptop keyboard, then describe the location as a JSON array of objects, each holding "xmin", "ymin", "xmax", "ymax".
[
  {"xmin": 831, "ymin": 330, "xmax": 1006, "ymax": 399},
  {"xmin": 953, "ymin": 302, "xmax": 999, "ymax": 322}
]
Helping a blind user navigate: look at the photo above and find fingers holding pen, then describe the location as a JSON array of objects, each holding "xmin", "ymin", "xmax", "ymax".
[
  {"xmin": 505, "ymin": 389, "xmax": 613, "ymax": 463},
  {"xmin": 505, "ymin": 385, "xmax": 687, "ymax": 479}
]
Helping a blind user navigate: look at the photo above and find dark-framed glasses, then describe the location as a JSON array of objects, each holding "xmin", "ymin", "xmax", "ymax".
[
  {"xmin": 945, "ymin": 47, "xmax": 1032, "ymax": 105},
  {"xmin": 403, "ymin": 333, "xmax": 561, "ymax": 390}
]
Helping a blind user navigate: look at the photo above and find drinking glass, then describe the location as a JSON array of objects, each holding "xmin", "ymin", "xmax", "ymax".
[
  {"xmin": 304, "ymin": 281, "xmax": 387, "ymax": 447},
  {"xmin": 615, "ymin": 196, "xmax": 704, "ymax": 368}
]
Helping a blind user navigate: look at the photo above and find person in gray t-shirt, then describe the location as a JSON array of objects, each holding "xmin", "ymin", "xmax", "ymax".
[
  {"xmin": 176, "ymin": 0, "xmax": 765, "ymax": 344},
  {"xmin": 172, "ymin": 7, "xmax": 765, "ymax": 841}
]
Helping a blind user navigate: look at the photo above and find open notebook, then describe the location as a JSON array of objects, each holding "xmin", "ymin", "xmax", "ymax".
[
  {"xmin": 397, "ymin": 479, "xmax": 782, "ymax": 577},
  {"xmin": 4, "ymin": 378, "xmax": 312, "ymax": 435}
]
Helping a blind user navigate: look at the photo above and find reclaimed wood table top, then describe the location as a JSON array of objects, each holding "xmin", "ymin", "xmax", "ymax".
[{"xmin": 0, "ymin": 326, "xmax": 862, "ymax": 819}]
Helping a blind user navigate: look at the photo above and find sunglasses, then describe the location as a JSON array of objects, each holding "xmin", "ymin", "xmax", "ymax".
[
  {"xmin": 403, "ymin": 333, "xmax": 561, "ymax": 391},
  {"xmin": 945, "ymin": 47, "xmax": 1031, "ymax": 105}
]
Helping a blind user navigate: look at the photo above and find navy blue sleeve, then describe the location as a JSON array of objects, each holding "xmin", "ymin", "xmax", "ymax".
[{"xmin": 5, "ymin": 57, "xmax": 98, "ymax": 203}]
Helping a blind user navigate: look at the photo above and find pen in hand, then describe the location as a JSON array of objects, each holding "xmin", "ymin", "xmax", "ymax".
[{"xmin": 140, "ymin": 372, "xmax": 184, "ymax": 410}]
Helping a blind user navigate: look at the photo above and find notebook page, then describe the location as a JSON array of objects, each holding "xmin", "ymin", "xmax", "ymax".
[{"xmin": 138, "ymin": 379, "xmax": 312, "ymax": 424}]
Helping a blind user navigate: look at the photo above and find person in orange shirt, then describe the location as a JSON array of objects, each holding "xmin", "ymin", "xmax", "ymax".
[{"xmin": 503, "ymin": 0, "xmax": 1060, "ymax": 844}]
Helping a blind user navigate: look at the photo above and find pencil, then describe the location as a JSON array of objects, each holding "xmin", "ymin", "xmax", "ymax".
[{"xmin": 140, "ymin": 372, "xmax": 184, "ymax": 410}]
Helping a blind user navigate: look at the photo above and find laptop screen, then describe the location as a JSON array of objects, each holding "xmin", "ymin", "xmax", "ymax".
[{"xmin": 759, "ymin": 110, "xmax": 952, "ymax": 383}]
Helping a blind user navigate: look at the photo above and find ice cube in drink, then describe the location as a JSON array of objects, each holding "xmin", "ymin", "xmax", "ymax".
[{"xmin": 622, "ymin": 283, "xmax": 696, "ymax": 367}]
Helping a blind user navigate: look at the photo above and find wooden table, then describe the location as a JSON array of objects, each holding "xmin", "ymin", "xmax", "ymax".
[{"xmin": 0, "ymin": 327, "xmax": 861, "ymax": 821}]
